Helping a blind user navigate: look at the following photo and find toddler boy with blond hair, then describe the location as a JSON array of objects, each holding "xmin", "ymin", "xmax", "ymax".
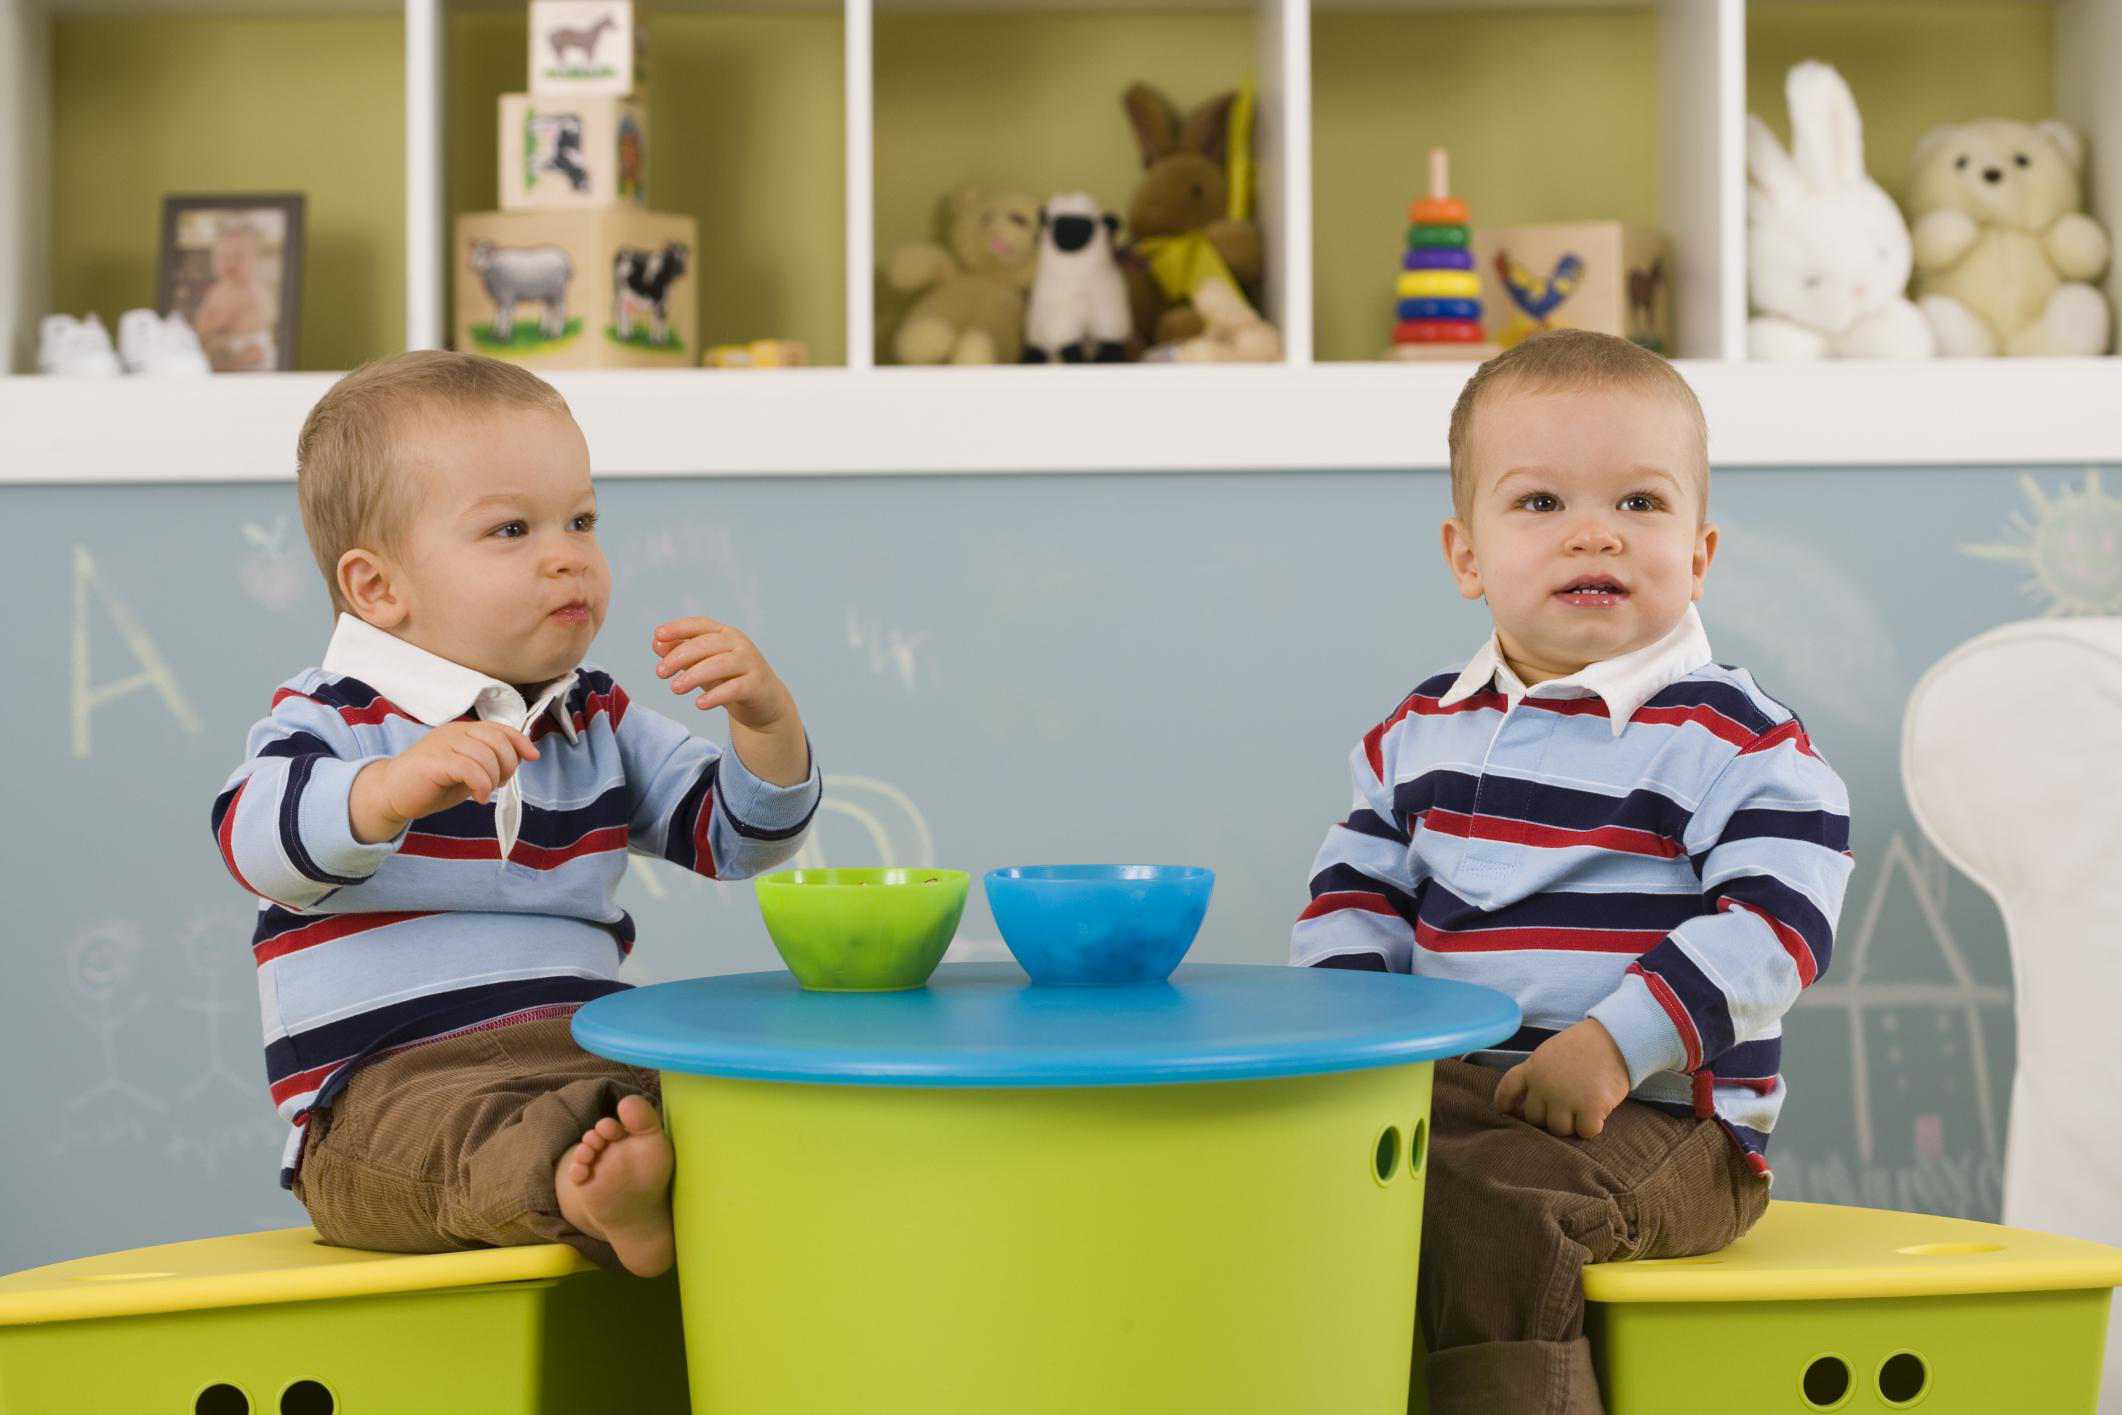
[{"xmin": 213, "ymin": 350, "xmax": 820, "ymax": 1276}]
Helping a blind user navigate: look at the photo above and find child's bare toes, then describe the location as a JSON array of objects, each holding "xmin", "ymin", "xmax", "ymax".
[
  {"xmin": 575, "ymin": 1095, "xmax": 676, "ymax": 1277},
  {"xmin": 616, "ymin": 1094, "xmax": 659, "ymax": 1136}
]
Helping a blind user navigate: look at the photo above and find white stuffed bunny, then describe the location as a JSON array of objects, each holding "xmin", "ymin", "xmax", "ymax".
[{"xmin": 1747, "ymin": 61, "xmax": 1936, "ymax": 360}]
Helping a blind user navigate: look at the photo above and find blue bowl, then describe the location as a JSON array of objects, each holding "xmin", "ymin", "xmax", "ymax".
[{"xmin": 984, "ymin": 865, "xmax": 1215, "ymax": 986}]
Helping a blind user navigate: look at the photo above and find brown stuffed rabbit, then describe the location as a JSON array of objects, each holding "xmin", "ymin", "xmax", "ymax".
[{"xmin": 1118, "ymin": 82, "xmax": 1265, "ymax": 348}]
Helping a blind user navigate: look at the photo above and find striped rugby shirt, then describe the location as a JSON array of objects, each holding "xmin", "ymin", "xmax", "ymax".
[
  {"xmin": 212, "ymin": 614, "xmax": 821, "ymax": 1185},
  {"xmin": 1290, "ymin": 606, "xmax": 1852, "ymax": 1173}
]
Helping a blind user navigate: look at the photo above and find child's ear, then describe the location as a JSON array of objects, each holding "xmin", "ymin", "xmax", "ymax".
[
  {"xmin": 1691, "ymin": 522, "xmax": 1719, "ymax": 601},
  {"xmin": 338, "ymin": 548, "xmax": 409, "ymax": 629},
  {"xmin": 1440, "ymin": 518, "xmax": 1484, "ymax": 600}
]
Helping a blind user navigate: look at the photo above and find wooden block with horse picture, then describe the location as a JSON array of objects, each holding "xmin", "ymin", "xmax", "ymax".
[{"xmin": 530, "ymin": 0, "xmax": 643, "ymax": 98}]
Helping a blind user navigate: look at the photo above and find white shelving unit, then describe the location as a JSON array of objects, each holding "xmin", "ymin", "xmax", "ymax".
[{"xmin": 5, "ymin": 0, "xmax": 2122, "ymax": 479}]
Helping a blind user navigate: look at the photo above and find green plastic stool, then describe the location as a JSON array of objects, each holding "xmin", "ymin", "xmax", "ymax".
[
  {"xmin": 0, "ymin": 1228, "xmax": 689, "ymax": 1414},
  {"xmin": 1582, "ymin": 1200, "xmax": 2122, "ymax": 1412}
]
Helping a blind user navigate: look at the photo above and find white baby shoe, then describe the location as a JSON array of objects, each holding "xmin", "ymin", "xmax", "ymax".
[
  {"xmin": 117, "ymin": 307, "xmax": 212, "ymax": 375},
  {"xmin": 37, "ymin": 313, "xmax": 122, "ymax": 376},
  {"xmin": 158, "ymin": 312, "xmax": 213, "ymax": 374},
  {"xmin": 35, "ymin": 314, "xmax": 79, "ymax": 373}
]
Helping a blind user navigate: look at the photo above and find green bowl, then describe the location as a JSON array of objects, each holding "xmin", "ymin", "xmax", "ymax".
[{"xmin": 754, "ymin": 868, "xmax": 971, "ymax": 992}]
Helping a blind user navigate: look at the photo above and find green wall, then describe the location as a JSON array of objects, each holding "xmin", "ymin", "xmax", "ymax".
[
  {"xmin": 1748, "ymin": 2, "xmax": 2055, "ymax": 213},
  {"xmin": 1311, "ymin": 6, "xmax": 1662, "ymax": 361},
  {"xmin": 52, "ymin": 15, "xmax": 405, "ymax": 372},
  {"xmin": 47, "ymin": 4, "xmax": 2057, "ymax": 372}
]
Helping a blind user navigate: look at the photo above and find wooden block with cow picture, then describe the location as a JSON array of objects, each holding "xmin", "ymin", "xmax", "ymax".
[
  {"xmin": 454, "ymin": 208, "xmax": 696, "ymax": 369},
  {"xmin": 499, "ymin": 93, "xmax": 646, "ymax": 211},
  {"xmin": 530, "ymin": 0, "xmax": 643, "ymax": 99},
  {"xmin": 1470, "ymin": 222, "xmax": 1673, "ymax": 355}
]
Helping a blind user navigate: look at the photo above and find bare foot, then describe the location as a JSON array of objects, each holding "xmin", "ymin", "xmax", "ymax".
[{"xmin": 554, "ymin": 1094, "xmax": 675, "ymax": 1277}]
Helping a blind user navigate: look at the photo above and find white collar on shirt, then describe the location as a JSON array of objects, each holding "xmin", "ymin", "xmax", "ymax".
[
  {"xmin": 320, "ymin": 612, "xmax": 582, "ymax": 745},
  {"xmin": 1436, "ymin": 603, "xmax": 1713, "ymax": 735}
]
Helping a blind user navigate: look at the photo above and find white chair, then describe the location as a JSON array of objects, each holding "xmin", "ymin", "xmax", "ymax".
[{"xmin": 1903, "ymin": 616, "xmax": 2122, "ymax": 1412}]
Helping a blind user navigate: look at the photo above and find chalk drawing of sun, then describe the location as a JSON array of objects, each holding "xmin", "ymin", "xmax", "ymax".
[{"xmin": 1960, "ymin": 469, "xmax": 2122, "ymax": 616}]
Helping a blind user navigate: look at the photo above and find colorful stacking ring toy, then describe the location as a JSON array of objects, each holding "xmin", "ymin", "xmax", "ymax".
[{"xmin": 1390, "ymin": 149, "xmax": 1486, "ymax": 350}]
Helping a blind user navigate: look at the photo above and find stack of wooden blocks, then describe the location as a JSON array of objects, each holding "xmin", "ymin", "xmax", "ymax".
[{"xmin": 455, "ymin": 0, "xmax": 697, "ymax": 368}]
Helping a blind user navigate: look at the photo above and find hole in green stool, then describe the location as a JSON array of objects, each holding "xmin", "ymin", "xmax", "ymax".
[
  {"xmin": 195, "ymin": 1383, "xmax": 249, "ymax": 1415},
  {"xmin": 1374, "ymin": 1125, "xmax": 1401, "ymax": 1185},
  {"xmin": 1879, "ymin": 1351, "xmax": 1927, "ymax": 1405},
  {"xmin": 281, "ymin": 1379, "xmax": 335, "ymax": 1415},
  {"xmin": 1802, "ymin": 1354, "xmax": 1850, "ymax": 1409},
  {"xmin": 1407, "ymin": 1117, "xmax": 1428, "ymax": 1177}
]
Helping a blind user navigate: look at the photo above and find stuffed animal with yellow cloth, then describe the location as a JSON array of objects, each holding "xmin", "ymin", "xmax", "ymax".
[{"xmin": 1118, "ymin": 81, "xmax": 1268, "ymax": 350}]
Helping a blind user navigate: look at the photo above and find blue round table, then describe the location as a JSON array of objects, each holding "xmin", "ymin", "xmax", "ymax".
[{"xmin": 575, "ymin": 962, "xmax": 1518, "ymax": 1415}]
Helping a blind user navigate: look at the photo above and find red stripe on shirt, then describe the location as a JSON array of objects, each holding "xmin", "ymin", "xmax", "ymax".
[
  {"xmin": 1520, "ymin": 695, "xmax": 1610, "ymax": 719},
  {"xmin": 402, "ymin": 826, "xmax": 627, "ymax": 869},
  {"xmin": 1422, "ymin": 808, "xmax": 1684, "ymax": 859},
  {"xmin": 1415, "ymin": 920, "xmax": 1668, "ymax": 954},
  {"xmin": 272, "ymin": 687, "xmax": 419, "ymax": 729},
  {"xmin": 268, "ymin": 1058, "xmax": 341, "ymax": 1108},
  {"xmin": 1630, "ymin": 702, "xmax": 1758, "ymax": 749},
  {"xmin": 1738, "ymin": 718, "xmax": 1820, "ymax": 760},
  {"xmin": 216, "ymin": 780, "xmax": 265, "ymax": 899},
  {"xmin": 1719, "ymin": 895, "xmax": 1820, "ymax": 987},
  {"xmin": 690, "ymin": 785, "xmax": 719, "ymax": 877},
  {"xmin": 1298, "ymin": 891, "xmax": 1400, "ymax": 923},
  {"xmin": 400, "ymin": 833, "xmax": 503, "ymax": 862},
  {"xmin": 1628, "ymin": 961, "xmax": 1704, "ymax": 1071},
  {"xmin": 509, "ymin": 825, "xmax": 628, "ymax": 870},
  {"xmin": 254, "ymin": 910, "xmax": 437, "ymax": 966},
  {"xmin": 532, "ymin": 687, "xmax": 627, "ymax": 742},
  {"xmin": 1364, "ymin": 688, "xmax": 1506, "ymax": 778}
]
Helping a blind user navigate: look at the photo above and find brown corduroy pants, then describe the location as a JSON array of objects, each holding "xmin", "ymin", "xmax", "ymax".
[
  {"xmin": 290, "ymin": 1016, "xmax": 662, "ymax": 1273},
  {"xmin": 1415, "ymin": 1058, "xmax": 1771, "ymax": 1415}
]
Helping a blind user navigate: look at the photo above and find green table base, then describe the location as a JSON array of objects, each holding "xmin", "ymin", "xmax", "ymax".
[{"xmin": 665, "ymin": 1060, "xmax": 1435, "ymax": 1414}]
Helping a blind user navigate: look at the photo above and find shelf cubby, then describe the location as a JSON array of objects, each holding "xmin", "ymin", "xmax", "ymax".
[{"xmin": 7, "ymin": 0, "xmax": 2122, "ymax": 475}]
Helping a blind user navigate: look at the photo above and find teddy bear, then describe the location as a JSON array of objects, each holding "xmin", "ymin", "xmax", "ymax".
[
  {"xmin": 1908, "ymin": 118, "xmax": 2112, "ymax": 357},
  {"xmin": 1116, "ymin": 83, "xmax": 1264, "ymax": 348},
  {"xmin": 884, "ymin": 184, "xmax": 1041, "ymax": 364}
]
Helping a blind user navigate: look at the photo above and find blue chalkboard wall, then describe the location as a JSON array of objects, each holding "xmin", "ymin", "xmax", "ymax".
[{"xmin": 4, "ymin": 458, "xmax": 2090, "ymax": 1273}]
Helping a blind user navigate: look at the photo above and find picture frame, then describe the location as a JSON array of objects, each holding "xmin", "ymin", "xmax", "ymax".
[{"xmin": 157, "ymin": 193, "xmax": 305, "ymax": 373}]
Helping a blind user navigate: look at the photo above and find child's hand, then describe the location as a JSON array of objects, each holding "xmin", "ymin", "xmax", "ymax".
[
  {"xmin": 365, "ymin": 721, "xmax": 541, "ymax": 833},
  {"xmin": 1493, "ymin": 1019, "xmax": 1633, "ymax": 1140},
  {"xmin": 652, "ymin": 617, "xmax": 795, "ymax": 731}
]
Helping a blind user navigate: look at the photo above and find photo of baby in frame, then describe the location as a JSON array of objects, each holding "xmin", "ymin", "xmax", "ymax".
[{"xmin": 158, "ymin": 194, "xmax": 305, "ymax": 372}]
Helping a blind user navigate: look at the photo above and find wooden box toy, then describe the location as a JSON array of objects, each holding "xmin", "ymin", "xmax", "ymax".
[
  {"xmin": 1471, "ymin": 221, "xmax": 1672, "ymax": 355},
  {"xmin": 531, "ymin": 0, "xmax": 643, "ymax": 98},
  {"xmin": 455, "ymin": 208, "xmax": 696, "ymax": 370},
  {"xmin": 499, "ymin": 92, "xmax": 647, "ymax": 211}
]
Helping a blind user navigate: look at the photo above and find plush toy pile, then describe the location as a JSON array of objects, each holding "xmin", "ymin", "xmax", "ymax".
[
  {"xmin": 1747, "ymin": 59, "xmax": 2113, "ymax": 360},
  {"xmin": 882, "ymin": 79, "xmax": 1283, "ymax": 365}
]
